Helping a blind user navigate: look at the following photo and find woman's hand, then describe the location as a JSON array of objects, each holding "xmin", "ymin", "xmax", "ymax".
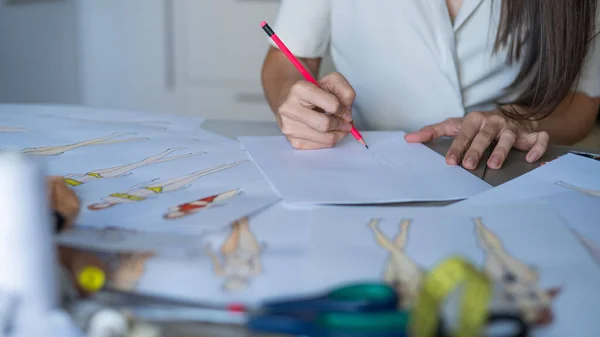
[
  {"xmin": 276, "ymin": 72, "xmax": 356, "ymax": 150},
  {"xmin": 404, "ymin": 111, "xmax": 550, "ymax": 170}
]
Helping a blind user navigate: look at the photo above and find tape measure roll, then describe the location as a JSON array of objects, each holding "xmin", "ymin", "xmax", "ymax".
[{"xmin": 410, "ymin": 256, "xmax": 493, "ymax": 337}]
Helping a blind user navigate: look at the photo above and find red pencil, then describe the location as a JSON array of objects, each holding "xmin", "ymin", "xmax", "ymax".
[{"xmin": 260, "ymin": 21, "xmax": 368, "ymax": 149}]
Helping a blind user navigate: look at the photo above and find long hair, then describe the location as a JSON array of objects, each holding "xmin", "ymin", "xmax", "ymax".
[{"xmin": 494, "ymin": 0, "xmax": 598, "ymax": 120}]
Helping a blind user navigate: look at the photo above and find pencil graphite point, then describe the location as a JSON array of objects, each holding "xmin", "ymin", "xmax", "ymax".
[{"xmin": 359, "ymin": 139, "xmax": 368, "ymax": 149}]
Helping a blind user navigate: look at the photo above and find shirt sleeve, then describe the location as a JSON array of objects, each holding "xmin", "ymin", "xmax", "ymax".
[
  {"xmin": 574, "ymin": 10, "xmax": 600, "ymax": 98},
  {"xmin": 268, "ymin": 0, "xmax": 331, "ymax": 58}
]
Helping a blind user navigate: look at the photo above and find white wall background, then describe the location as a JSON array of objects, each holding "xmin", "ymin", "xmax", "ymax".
[
  {"xmin": 0, "ymin": 0, "xmax": 336, "ymax": 121},
  {"xmin": 0, "ymin": 0, "xmax": 81, "ymax": 104}
]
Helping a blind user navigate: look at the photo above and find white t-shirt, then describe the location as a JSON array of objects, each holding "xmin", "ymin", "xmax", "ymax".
[{"xmin": 270, "ymin": 0, "xmax": 600, "ymax": 132}]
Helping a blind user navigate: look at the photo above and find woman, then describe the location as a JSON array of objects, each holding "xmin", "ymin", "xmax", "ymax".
[{"xmin": 261, "ymin": 0, "xmax": 600, "ymax": 170}]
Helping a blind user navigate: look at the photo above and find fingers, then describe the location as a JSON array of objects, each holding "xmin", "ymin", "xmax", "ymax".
[
  {"xmin": 404, "ymin": 118, "xmax": 462, "ymax": 143},
  {"xmin": 446, "ymin": 113, "xmax": 485, "ymax": 166},
  {"xmin": 281, "ymin": 105, "xmax": 352, "ymax": 133},
  {"xmin": 277, "ymin": 78, "xmax": 356, "ymax": 150},
  {"xmin": 47, "ymin": 176, "xmax": 80, "ymax": 229},
  {"xmin": 320, "ymin": 72, "xmax": 356, "ymax": 115},
  {"xmin": 487, "ymin": 128, "xmax": 517, "ymax": 169},
  {"xmin": 525, "ymin": 131, "xmax": 550, "ymax": 163},
  {"xmin": 461, "ymin": 122, "xmax": 500, "ymax": 170},
  {"xmin": 288, "ymin": 80, "xmax": 351, "ymax": 120},
  {"xmin": 283, "ymin": 117, "xmax": 348, "ymax": 149}
]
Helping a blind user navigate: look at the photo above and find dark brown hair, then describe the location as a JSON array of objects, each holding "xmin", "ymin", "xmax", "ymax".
[{"xmin": 494, "ymin": 0, "xmax": 598, "ymax": 120}]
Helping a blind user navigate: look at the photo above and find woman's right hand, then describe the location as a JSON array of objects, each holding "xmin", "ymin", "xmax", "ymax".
[{"xmin": 276, "ymin": 72, "xmax": 356, "ymax": 150}]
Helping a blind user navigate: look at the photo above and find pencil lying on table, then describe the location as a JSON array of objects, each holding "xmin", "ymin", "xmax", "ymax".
[{"xmin": 260, "ymin": 21, "xmax": 369, "ymax": 149}]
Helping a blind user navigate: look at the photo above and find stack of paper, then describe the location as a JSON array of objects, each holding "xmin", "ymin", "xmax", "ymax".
[{"xmin": 239, "ymin": 131, "xmax": 492, "ymax": 205}]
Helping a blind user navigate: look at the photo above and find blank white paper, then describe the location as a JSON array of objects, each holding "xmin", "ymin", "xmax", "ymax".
[{"xmin": 239, "ymin": 131, "xmax": 491, "ymax": 205}]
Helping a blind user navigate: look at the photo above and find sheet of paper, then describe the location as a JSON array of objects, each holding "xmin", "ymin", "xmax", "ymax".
[
  {"xmin": 0, "ymin": 104, "xmax": 205, "ymax": 136},
  {"xmin": 238, "ymin": 131, "xmax": 491, "ymax": 205},
  {"xmin": 306, "ymin": 203, "xmax": 600, "ymax": 337},
  {"xmin": 454, "ymin": 154, "xmax": 600, "ymax": 266},
  {"xmin": 93, "ymin": 203, "xmax": 316, "ymax": 306}
]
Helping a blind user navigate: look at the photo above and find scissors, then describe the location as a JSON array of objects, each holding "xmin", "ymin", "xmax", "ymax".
[{"xmin": 247, "ymin": 282, "xmax": 426, "ymax": 337}]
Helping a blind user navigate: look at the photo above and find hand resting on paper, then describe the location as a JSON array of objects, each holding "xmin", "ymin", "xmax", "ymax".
[
  {"xmin": 404, "ymin": 110, "xmax": 550, "ymax": 170},
  {"xmin": 276, "ymin": 72, "xmax": 356, "ymax": 150}
]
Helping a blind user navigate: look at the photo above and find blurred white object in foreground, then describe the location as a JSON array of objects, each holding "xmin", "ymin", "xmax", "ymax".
[{"xmin": 0, "ymin": 150, "xmax": 82, "ymax": 337}]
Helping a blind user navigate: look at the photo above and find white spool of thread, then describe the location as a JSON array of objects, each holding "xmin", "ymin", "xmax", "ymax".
[{"xmin": 0, "ymin": 150, "xmax": 82, "ymax": 336}]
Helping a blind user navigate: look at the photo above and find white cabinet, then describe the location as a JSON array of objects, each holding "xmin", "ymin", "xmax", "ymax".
[{"xmin": 77, "ymin": 0, "xmax": 281, "ymax": 122}]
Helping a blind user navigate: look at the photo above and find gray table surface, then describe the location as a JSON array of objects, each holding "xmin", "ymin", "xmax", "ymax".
[{"xmin": 96, "ymin": 120, "xmax": 599, "ymax": 337}]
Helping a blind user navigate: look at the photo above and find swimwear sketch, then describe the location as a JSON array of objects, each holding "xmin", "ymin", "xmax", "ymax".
[
  {"xmin": 108, "ymin": 252, "xmax": 154, "ymax": 291},
  {"xmin": 21, "ymin": 133, "xmax": 147, "ymax": 156},
  {"xmin": 474, "ymin": 218, "xmax": 561, "ymax": 326},
  {"xmin": 367, "ymin": 218, "xmax": 423, "ymax": 309},
  {"xmin": 0, "ymin": 125, "xmax": 27, "ymax": 132},
  {"xmin": 163, "ymin": 189, "xmax": 241, "ymax": 220},
  {"xmin": 555, "ymin": 181, "xmax": 600, "ymax": 198},
  {"xmin": 87, "ymin": 160, "xmax": 248, "ymax": 210},
  {"xmin": 63, "ymin": 147, "xmax": 206, "ymax": 187},
  {"xmin": 204, "ymin": 217, "xmax": 266, "ymax": 293}
]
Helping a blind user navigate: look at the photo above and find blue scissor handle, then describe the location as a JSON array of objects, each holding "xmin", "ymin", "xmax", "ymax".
[{"xmin": 261, "ymin": 282, "xmax": 399, "ymax": 313}]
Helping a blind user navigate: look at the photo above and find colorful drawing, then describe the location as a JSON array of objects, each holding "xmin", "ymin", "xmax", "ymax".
[
  {"xmin": 368, "ymin": 217, "xmax": 561, "ymax": 325},
  {"xmin": 87, "ymin": 160, "xmax": 248, "ymax": 210},
  {"xmin": 474, "ymin": 218, "xmax": 561, "ymax": 325},
  {"xmin": 21, "ymin": 133, "xmax": 147, "ymax": 156},
  {"xmin": 367, "ymin": 218, "xmax": 423, "ymax": 309},
  {"xmin": 163, "ymin": 189, "xmax": 241, "ymax": 220},
  {"xmin": 63, "ymin": 147, "xmax": 206, "ymax": 187},
  {"xmin": 108, "ymin": 252, "xmax": 154, "ymax": 291},
  {"xmin": 555, "ymin": 181, "xmax": 600, "ymax": 198},
  {"xmin": 204, "ymin": 217, "xmax": 266, "ymax": 293},
  {"xmin": 0, "ymin": 125, "xmax": 27, "ymax": 132}
]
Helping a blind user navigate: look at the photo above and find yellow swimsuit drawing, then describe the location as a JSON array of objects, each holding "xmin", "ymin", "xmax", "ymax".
[
  {"xmin": 144, "ymin": 186, "xmax": 163, "ymax": 193},
  {"xmin": 64, "ymin": 172, "xmax": 104, "ymax": 186},
  {"xmin": 109, "ymin": 193, "xmax": 146, "ymax": 201}
]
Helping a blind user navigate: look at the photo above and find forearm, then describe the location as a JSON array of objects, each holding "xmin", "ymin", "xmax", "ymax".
[
  {"xmin": 261, "ymin": 46, "xmax": 322, "ymax": 114},
  {"xmin": 510, "ymin": 92, "xmax": 600, "ymax": 145}
]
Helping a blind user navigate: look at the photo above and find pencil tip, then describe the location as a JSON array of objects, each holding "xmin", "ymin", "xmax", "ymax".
[{"xmin": 365, "ymin": 144, "xmax": 369, "ymax": 149}]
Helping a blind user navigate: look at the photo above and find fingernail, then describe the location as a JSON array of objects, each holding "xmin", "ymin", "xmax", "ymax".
[
  {"xmin": 447, "ymin": 154, "xmax": 457, "ymax": 165},
  {"xmin": 341, "ymin": 123, "xmax": 352, "ymax": 132},
  {"xmin": 527, "ymin": 151, "xmax": 540, "ymax": 163},
  {"xmin": 489, "ymin": 155, "xmax": 501, "ymax": 169},
  {"xmin": 465, "ymin": 157, "xmax": 475, "ymax": 168},
  {"xmin": 342, "ymin": 112, "xmax": 353, "ymax": 122}
]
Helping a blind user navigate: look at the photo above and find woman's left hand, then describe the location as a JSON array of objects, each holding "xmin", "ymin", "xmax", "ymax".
[{"xmin": 404, "ymin": 111, "xmax": 550, "ymax": 170}]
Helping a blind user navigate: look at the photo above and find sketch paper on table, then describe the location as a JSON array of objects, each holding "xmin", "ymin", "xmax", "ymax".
[
  {"xmin": 306, "ymin": 203, "xmax": 600, "ymax": 336},
  {"xmin": 238, "ymin": 131, "xmax": 491, "ymax": 205},
  {"xmin": 62, "ymin": 147, "xmax": 206, "ymax": 187},
  {"xmin": 73, "ymin": 152, "xmax": 277, "ymax": 231},
  {"xmin": 0, "ymin": 104, "xmax": 205, "ymax": 135},
  {"xmin": 454, "ymin": 154, "xmax": 600, "ymax": 266},
  {"xmin": 55, "ymin": 227, "xmax": 200, "ymax": 257},
  {"xmin": 99, "ymin": 203, "xmax": 315, "ymax": 306},
  {"xmin": 0, "ymin": 125, "xmax": 27, "ymax": 132}
]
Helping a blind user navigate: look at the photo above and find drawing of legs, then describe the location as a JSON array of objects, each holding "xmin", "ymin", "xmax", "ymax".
[
  {"xmin": 108, "ymin": 252, "xmax": 154, "ymax": 292},
  {"xmin": 555, "ymin": 181, "xmax": 600, "ymax": 198},
  {"xmin": 0, "ymin": 126, "xmax": 27, "ymax": 132},
  {"xmin": 204, "ymin": 217, "xmax": 265, "ymax": 293},
  {"xmin": 63, "ymin": 147, "xmax": 206, "ymax": 186},
  {"xmin": 368, "ymin": 218, "xmax": 422, "ymax": 309},
  {"xmin": 163, "ymin": 189, "xmax": 241, "ymax": 220},
  {"xmin": 21, "ymin": 133, "xmax": 148, "ymax": 156},
  {"xmin": 87, "ymin": 160, "xmax": 247, "ymax": 210},
  {"xmin": 474, "ymin": 218, "xmax": 561, "ymax": 325}
]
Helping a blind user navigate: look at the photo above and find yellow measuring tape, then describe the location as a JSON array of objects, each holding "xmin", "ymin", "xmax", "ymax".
[
  {"xmin": 77, "ymin": 266, "xmax": 107, "ymax": 293},
  {"xmin": 410, "ymin": 256, "xmax": 493, "ymax": 337}
]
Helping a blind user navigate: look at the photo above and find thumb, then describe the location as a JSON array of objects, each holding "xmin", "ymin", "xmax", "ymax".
[{"xmin": 319, "ymin": 72, "xmax": 356, "ymax": 121}]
